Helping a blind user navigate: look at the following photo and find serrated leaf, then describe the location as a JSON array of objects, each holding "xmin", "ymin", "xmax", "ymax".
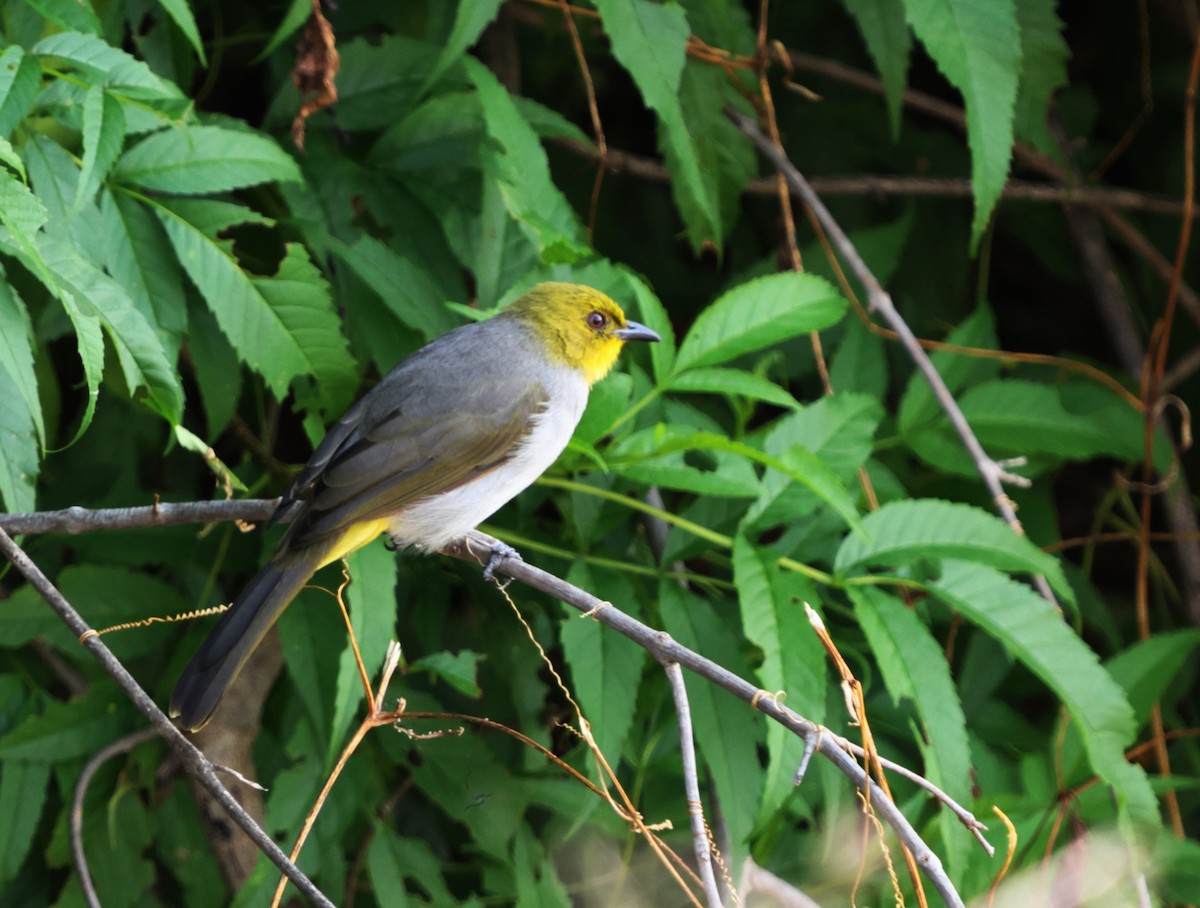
[
  {"xmin": 156, "ymin": 203, "xmax": 322, "ymax": 397},
  {"xmin": 465, "ymin": 58, "xmax": 589, "ymax": 264},
  {"xmin": 905, "ymin": 379, "xmax": 1171, "ymax": 477},
  {"xmin": 156, "ymin": 0, "xmax": 208, "ymax": 64},
  {"xmin": 409, "ymin": 651, "xmax": 484, "ymax": 699},
  {"xmin": 37, "ymin": 232, "xmax": 184, "ymax": 424},
  {"xmin": 898, "ymin": 302, "xmax": 998, "ymax": 433},
  {"xmin": 674, "ymin": 272, "xmax": 847, "ymax": 373},
  {"xmin": 850, "ymin": 585, "xmax": 972, "ymax": 875},
  {"xmin": 559, "ymin": 564, "xmax": 645, "ymax": 763},
  {"xmin": 732, "ymin": 535, "xmax": 826, "ymax": 823},
  {"xmin": 834, "ymin": 498, "xmax": 1071, "ymax": 598},
  {"xmin": 422, "ymin": 0, "xmax": 504, "ymax": 93},
  {"xmin": 0, "ymin": 760, "xmax": 49, "ymax": 887},
  {"xmin": 100, "ymin": 190, "xmax": 188, "ymax": 357},
  {"xmin": 595, "ymin": 0, "xmax": 720, "ymax": 250},
  {"xmin": 24, "ymin": 0, "xmax": 101, "ymax": 35},
  {"xmin": 668, "ymin": 367, "xmax": 802, "ymax": 410},
  {"xmin": 116, "ymin": 125, "xmax": 301, "ymax": 194},
  {"xmin": 0, "ymin": 47, "xmax": 42, "ymax": 136},
  {"xmin": 0, "ymin": 360, "xmax": 38, "ymax": 511},
  {"xmin": 329, "ymin": 540, "xmax": 397, "ymax": 766},
  {"xmin": 251, "ymin": 244, "xmax": 357, "ymax": 413},
  {"xmin": 841, "ymin": 0, "xmax": 912, "ymax": 135},
  {"xmin": 0, "ymin": 687, "xmax": 130, "ymax": 761},
  {"xmin": 1013, "ymin": 0, "xmax": 1068, "ymax": 155},
  {"xmin": 367, "ymin": 826, "xmax": 456, "ymax": 904},
  {"xmin": 1105, "ymin": 630, "xmax": 1200, "ymax": 727},
  {"xmin": 0, "ymin": 168, "xmax": 49, "ymax": 241},
  {"xmin": 33, "ymin": 32, "xmax": 185, "ymax": 103},
  {"xmin": 75, "ymin": 85, "xmax": 126, "ymax": 210},
  {"xmin": 330, "ymin": 234, "xmax": 458, "ymax": 341},
  {"xmin": 927, "ymin": 560, "xmax": 1159, "ymax": 834},
  {"xmin": 0, "ymin": 272, "xmax": 43, "ymax": 446},
  {"xmin": 904, "ymin": 0, "xmax": 1021, "ymax": 247}
]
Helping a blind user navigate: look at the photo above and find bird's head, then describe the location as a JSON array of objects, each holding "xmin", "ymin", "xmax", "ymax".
[{"xmin": 506, "ymin": 282, "xmax": 660, "ymax": 385}]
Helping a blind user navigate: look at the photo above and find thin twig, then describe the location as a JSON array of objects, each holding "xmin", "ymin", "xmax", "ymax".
[
  {"xmin": 725, "ymin": 104, "xmax": 1059, "ymax": 609},
  {"xmin": 71, "ymin": 727, "xmax": 159, "ymax": 908},
  {"xmin": 663, "ymin": 661, "xmax": 723, "ymax": 908},
  {"xmin": 0, "ymin": 527, "xmax": 336, "ymax": 908},
  {"xmin": 0, "ymin": 499, "xmax": 278, "ymax": 535}
]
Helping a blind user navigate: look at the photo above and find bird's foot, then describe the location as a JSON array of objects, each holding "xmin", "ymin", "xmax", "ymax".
[{"xmin": 482, "ymin": 541, "xmax": 521, "ymax": 583}]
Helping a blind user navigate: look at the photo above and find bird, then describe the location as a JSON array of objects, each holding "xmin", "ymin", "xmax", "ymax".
[{"xmin": 170, "ymin": 282, "xmax": 660, "ymax": 731}]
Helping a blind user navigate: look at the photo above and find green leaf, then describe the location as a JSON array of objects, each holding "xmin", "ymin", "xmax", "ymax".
[
  {"xmin": 329, "ymin": 539, "xmax": 398, "ymax": 766},
  {"xmin": 668, "ymin": 367, "xmax": 802, "ymax": 410},
  {"xmin": 732, "ymin": 535, "xmax": 826, "ymax": 823},
  {"xmin": 1013, "ymin": 0, "xmax": 1068, "ymax": 155},
  {"xmin": 850, "ymin": 585, "xmax": 972, "ymax": 876},
  {"xmin": 0, "ymin": 357, "xmax": 37, "ymax": 511},
  {"xmin": 614, "ymin": 428, "xmax": 762, "ymax": 498},
  {"xmin": 1105, "ymin": 630, "xmax": 1200, "ymax": 728},
  {"xmin": 595, "ymin": 0, "xmax": 720, "ymax": 250},
  {"xmin": 0, "ymin": 47, "xmax": 42, "ymax": 136},
  {"xmin": 37, "ymin": 232, "xmax": 184, "ymax": 424},
  {"xmin": 834, "ymin": 498, "xmax": 1071, "ymax": 599},
  {"xmin": 258, "ymin": 0, "xmax": 312, "ymax": 60},
  {"xmin": 33, "ymin": 32, "xmax": 185, "ymax": 103},
  {"xmin": 905, "ymin": 379, "xmax": 1171, "ymax": 476},
  {"xmin": 0, "ymin": 686, "xmax": 130, "ymax": 762},
  {"xmin": 421, "ymin": 0, "xmax": 504, "ymax": 93},
  {"xmin": 675, "ymin": 272, "xmax": 847, "ymax": 373},
  {"xmin": 251, "ymin": 244, "xmax": 358, "ymax": 415},
  {"xmin": 409, "ymin": 651, "xmax": 484, "ymax": 698},
  {"xmin": 0, "ymin": 168, "xmax": 49, "ymax": 243},
  {"xmin": 367, "ymin": 826, "xmax": 455, "ymax": 905},
  {"xmin": 75, "ymin": 86, "xmax": 127, "ymax": 210},
  {"xmin": 903, "ymin": 0, "xmax": 1021, "ymax": 248},
  {"xmin": 116, "ymin": 126, "xmax": 301, "ymax": 194},
  {"xmin": 659, "ymin": 582, "xmax": 762, "ymax": 859},
  {"xmin": 897, "ymin": 302, "xmax": 998, "ymax": 430},
  {"xmin": 329, "ymin": 234, "xmax": 459, "ymax": 340},
  {"xmin": 0, "ymin": 761, "xmax": 50, "ymax": 887},
  {"xmin": 156, "ymin": 202, "xmax": 328, "ymax": 398},
  {"xmin": 841, "ymin": 0, "xmax": 912, "ymax": 135},
  {"xmin": 156, "ymin": 0, "xmax": 208, "ymax": 65},
  {"xmin": 559, "ymin": 564, "xmax": 645, "ymax": 763},
  {"xmin": 465, "ymin": 58, "xmax": 589, "ymax": 264},
  {"xmin": 99, "ymin": 190, "xmax": 188, "ymax": 357},
  {"xmin": 927, "ymin": 560, "xmax": 1159, "ymax": 833},
  {"xmin": 23, "ymin": 0, "xmax": 101, "ymax": 35},
  {"xmin": 0, "ymin": 271, "xmax": 43, "ymax": 446}
]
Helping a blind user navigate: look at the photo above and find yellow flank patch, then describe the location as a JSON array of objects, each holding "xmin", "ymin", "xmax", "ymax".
[{"xmin": 317, "ymin": 518, "xmax": 391, "ymax": 568}]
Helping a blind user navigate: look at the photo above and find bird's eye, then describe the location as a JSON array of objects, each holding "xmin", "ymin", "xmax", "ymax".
[{"xmin": 586, "ymin": 310, "xmax": 608, "ymax": 330}]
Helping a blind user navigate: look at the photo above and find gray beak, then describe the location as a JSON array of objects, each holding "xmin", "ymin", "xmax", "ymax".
[{"xmin": 615, "ymin": 320, "xmax": 661, "ymax": 342}]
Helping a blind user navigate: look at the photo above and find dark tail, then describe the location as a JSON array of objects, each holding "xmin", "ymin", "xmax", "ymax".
[{"xmin": 171, "ymin": 553, "xmax": 314, "ymax": 731}]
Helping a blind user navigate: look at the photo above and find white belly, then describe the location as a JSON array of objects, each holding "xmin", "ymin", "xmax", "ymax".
[{"xmin": 386, "ymin": 367, "xmax": 588, "ymax": 551}]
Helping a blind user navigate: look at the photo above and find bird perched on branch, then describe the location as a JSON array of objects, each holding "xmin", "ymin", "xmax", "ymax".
[{"xmin": 171, "ymin": 282, "xmax": 659, "ymax": 730}]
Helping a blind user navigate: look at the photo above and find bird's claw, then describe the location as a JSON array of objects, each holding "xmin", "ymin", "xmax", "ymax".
[{"xmin": 482, "ymin": 542, "xmax": 521, "ymax": 583}]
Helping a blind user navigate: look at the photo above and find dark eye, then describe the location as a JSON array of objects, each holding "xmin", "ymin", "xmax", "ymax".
[{"xmin": 586, "ymin": 310, "xmax": 608, "ymax": 330}]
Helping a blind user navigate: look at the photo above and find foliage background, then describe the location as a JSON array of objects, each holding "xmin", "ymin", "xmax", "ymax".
[{"xmin": 0, "ymin": 0, "xmax": 1198, "ymax": 905}]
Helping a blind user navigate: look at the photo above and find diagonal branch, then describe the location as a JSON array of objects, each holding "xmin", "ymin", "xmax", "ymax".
[
  {"xmin": 0, "ymin": 526, "xmax": 336, "ymax": 908},
  {"xmin": 725, "ymin": 104, "xmax": 1059, "ymax": 609}
]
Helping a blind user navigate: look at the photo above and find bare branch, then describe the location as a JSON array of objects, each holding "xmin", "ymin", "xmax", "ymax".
[
  {"xmin": 71, "ymin": 727, "xmax": 159, "ymax": 908},
  {"xmin": 725, "ymin": 104, "xmax": 1060, "ymax": 609},
  {"xmin": 0, "ymin": 527, "xmax": 336, "ymax": 908},
  {"xmin": 662, "ymin": 661, "xmax": 724, "ymax": 908},
  {"xmin": 0, "ymin": 499, "xmax": 278, "ymax": 535}
]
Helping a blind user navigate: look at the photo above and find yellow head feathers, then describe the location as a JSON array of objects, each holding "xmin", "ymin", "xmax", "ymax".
[{"xmin": 505, "ymin": 282, "xmax": 660, "ymax": 385}]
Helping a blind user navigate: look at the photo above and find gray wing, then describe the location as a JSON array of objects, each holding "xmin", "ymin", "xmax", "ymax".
[{"xmin": 274, "ymin": 319, "xmax": 549, "ymax": 551}]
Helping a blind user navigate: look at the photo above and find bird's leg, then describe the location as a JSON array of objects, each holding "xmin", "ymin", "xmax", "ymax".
[{"xmin": 482, "ymin": 541, "xmax": 521, "ymax": 583}]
